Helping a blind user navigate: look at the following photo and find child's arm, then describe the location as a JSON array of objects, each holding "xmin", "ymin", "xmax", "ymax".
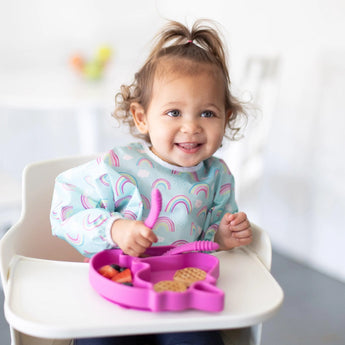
[
  {"xmin": 214, "ymin": 212, "xmax": 252, "ymax": 250},
  {"xmin": 110, "ymin": 219, "xmax": 158, "ymax": 257},
  {"xmin": 50, "ymin": 170, "xmax": 121, "ymax": 258},
  {"xmin": 50, "ymin": 156, "xmax": 148, "ymax": 258},
  {"xmin": 201, "ymin": 158, "xmax": 252, "ymax": 249}
]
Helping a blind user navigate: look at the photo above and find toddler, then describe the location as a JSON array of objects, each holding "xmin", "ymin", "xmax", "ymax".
[{"xmin": 51, "ymin": 19, "xmax": 252, "ymax": 345}]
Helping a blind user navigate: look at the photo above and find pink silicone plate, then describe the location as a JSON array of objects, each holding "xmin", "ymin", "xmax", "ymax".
[{"xmin": 89, "ymin": 246, "xmax": 224, "ymax": 312}]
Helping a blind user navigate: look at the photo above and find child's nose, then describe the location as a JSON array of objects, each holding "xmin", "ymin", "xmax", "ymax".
[{"xmin": 180, "ymin": 119, "xmax": 201, "ymax": 134}]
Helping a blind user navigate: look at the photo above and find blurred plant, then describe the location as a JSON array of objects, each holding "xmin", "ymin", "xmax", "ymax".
[{"xmin": 70, "ymin": 45, "xmax": 113, "ymax": 80}]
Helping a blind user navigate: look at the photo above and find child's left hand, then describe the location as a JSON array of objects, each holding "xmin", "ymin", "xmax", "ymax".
[{"xmin": 214, "ymin": 212, "xmax": 252, "ymax": 250}]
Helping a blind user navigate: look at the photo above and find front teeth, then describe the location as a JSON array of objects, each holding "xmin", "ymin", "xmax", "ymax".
[{"xmin": 179, "ymin": 143, "xmax": 198, "ymax": 149}]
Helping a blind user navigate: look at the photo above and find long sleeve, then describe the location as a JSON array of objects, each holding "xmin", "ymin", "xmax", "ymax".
[
  {"xmin": 201, "ymin": 158, "xmax": 238, "ymax": 242},
  {"xmin": 50, "ymin": 155, "xmax": 143, "ymax": 257}
]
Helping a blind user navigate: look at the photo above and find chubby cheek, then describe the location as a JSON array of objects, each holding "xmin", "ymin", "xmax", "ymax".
[
  {"xmin": 150, "ymin": 124, "xmax": 174, "ymax": 144},
  {"xmin": 149, "ymin": 131, "xmax": 172, "ymax": 155},
  {"xmin": 209, "ymin": 127, "xmax": 225, "ymax": 148}
]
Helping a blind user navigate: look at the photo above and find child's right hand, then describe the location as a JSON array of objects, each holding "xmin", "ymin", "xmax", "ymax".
[{"xmin": 111, "ymin": 219, "xmax": 158, "ymax": 257}]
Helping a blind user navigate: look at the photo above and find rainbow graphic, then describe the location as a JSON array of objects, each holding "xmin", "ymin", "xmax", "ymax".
[
  {"xmin": 81, "ymin": 195, "xmax": 99, "ymax": 209},
  {"xmin": 114, "ymin": 195, "xmax": 132, "ymax": 208},
  {"xmin": 66, "ymin": 232, "xmax": 83, "ymax": 246},
  {"xmin": 62, "ymin": 182, "xmax": 78, "ymax": 191},
  {"xmin": 115, "ymin": 174, "xmax": 137, "ymax": 195},
  {"xmin": 172, "ymin": 170, "xmax": 200, "ymax": 182},
  {"xmin": 153, "ymin": 216, "xmax": 175, "ymax": 233},
  {"xmin": 99, "ymin": 174, "xmax": 110, "ymax": 187},
  {"xmin": 120, "ymin": 173, "xmax": 137, "ymax": 185},
  {"xmin": 107, "ymin": 150, "xmax": 120, "ymax": 167},
  {"xmin": 51, "ymin": 202, "xmax": 63, "ymax": 220},
  {"xmin": 210, "ymin": 224, "xmax": 219, "ymax": 230},
  {"xmin": 51, "ymin": 210, "xmax": 59, "ymax": 220},
  {"xmin": 61, "ymin": 206, "xmax": 74, "ymax": 221},
  {"xmin": 84, "ymin": 175, "xmax": 94, "ymax": 187},
  {"xmin": 83, "ymin": 214, "xmax": 108, "ymax": 231},
  {"xmin": 219, "ymin": 183, "xmax": 231, "ymax": 195},
  {"xmin": 165, "ymin": 195, "xmax": 192, "ymax": 214},
  {"xmin": 190, "ymin": 222, "xmax": 198, "ymax": 236},
  {"xmin": 99, "ymin": 235, "xmax": 107, "ymax": 243},
  {"xmin": 189, "ymin": 183, "xmax": 209, "ymax": 198},
  {"xmin": 96, "ymin": 150, "xmax": 120, "ymax": 167},
  {"xmin": 99, "ymin": 199, "xmax": 108, "ymax": 209},
  {"xmin": 123, "ymin": 210, "xmax": 138, "ymax": 220},
  {"xmin": 191, "ymin": 171, "xmax": 200, "ymax": 182},
  {"xmin": 171, "ymin": 239, "xmax": 188, "ymax": 246},
  {"xmin": 219, "ymin": 159, "xmax": 231, "ymax": 174},
  {"xmin": 215, "ymin": 209, "xmax": 223, "ymax": 218},
  {"xmin": 141, "ymin": 194, "xmax": 151, "ymax": 210},
  {"xmin": 197, "ymin": 206, "xmax": 208, "ymax": 219},
  {"xmin": 136, "ymin": 157, "xmax": 154, "ymax": 168},
  {"xmin": 96, "ymin": 155, "xmax": 102, "ymax": 165},
  {"xmin": 152, "ymin": 178, "xmax": 171, "ymax": 190},
  {"xmin": 207, "ymin": 224, "xmax": 219, "ymax": 235}
]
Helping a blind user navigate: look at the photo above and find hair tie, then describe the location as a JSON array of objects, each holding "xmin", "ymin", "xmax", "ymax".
[{"xmin": 187, "ymin": 40, "xmax": 193, "ymax": 43}]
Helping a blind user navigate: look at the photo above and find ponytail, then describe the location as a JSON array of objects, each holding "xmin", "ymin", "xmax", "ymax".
[{"xmin": 113, "ymin": 20, "xmax": 246, "ymax": 142}]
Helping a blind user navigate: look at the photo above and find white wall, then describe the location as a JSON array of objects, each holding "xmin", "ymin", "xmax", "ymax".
[
  {"xmin": 219, "ymin": 0, "xmax": 345, "ymax": 282},
  {"xmin": 0, "ymin": 0, "xmax": 344, "ymax": 281}
]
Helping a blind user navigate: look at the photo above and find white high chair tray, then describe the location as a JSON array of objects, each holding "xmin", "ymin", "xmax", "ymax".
[{"xmin": 5, "ymin": 248, "xmax": 283, "ymax": 339}]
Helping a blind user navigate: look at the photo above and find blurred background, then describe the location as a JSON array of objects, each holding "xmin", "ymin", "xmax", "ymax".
[
  {"xmin": 0, "ymin": 1, "xmax": 344, "ymax": 340},
  {"xmin": 0, "ymin": 0, "xmax": 345, "ymax": 345},
  {"xmin": 1, "ymin": 0, "xmax": 344, "ymax": 282}
]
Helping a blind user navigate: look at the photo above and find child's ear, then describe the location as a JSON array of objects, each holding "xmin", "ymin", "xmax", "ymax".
[{"xmin": 131, "ymin": 102, "xmax": 148, "ymax": 134}]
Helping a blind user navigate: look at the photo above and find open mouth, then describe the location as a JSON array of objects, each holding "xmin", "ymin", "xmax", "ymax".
[{"xmin": 175, "ymin": 142, "xmax": 202, "ymax": 153}]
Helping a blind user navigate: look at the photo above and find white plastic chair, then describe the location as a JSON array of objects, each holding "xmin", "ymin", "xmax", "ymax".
[{"xmin": 0, "ymin": 156, "xmax": 274, "ymax": 345}]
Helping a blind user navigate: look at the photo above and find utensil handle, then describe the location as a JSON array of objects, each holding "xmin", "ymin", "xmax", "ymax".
[
  {"xmin": 162, "ymin": 241, "xmax": 219, "ymax": 256},
  {"xmin": 144, "ymin": 188, "xmax": 162, "ymax": 229}
]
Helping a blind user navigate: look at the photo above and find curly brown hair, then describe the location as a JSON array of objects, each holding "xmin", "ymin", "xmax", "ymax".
[{"xmin": 113, "ymin": 19, "xmax": 247, "ymax": 143}]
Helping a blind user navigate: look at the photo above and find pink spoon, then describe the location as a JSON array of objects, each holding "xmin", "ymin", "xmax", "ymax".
[
  {"xmin": 162, "ymin": 241, "xmax": 219, "ymax": 256},
  {"xmin": 144, "ymin": 188, "xmax": 162, "ymax": 229}
]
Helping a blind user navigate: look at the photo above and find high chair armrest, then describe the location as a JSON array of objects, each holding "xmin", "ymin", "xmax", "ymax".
[
  {"xmin": 247, "ymin": 223, "xmax": 272, "ymax": 270},
  {"xmin": 0, "ymin": 221, "xmax": 24, "ymax": 295}
]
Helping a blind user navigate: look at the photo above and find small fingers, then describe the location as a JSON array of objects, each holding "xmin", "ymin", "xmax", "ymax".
[
  {"xmin": 121, "ymin": 245, "xmax": 140, "ymax": 257},
  {"xmin": 129, "ymin": 227, "xmax": 157, "ymax": 256},
  {"xmin": 234, "ymin": 235, "xmax": 253, "ymax": 246},
  {"xmin": 136, "ymin": 234, "xmax": 155, "ymax": 249},
  {"xmin": 230, "ymin": 212, "xmax": 251, "ymax": 232},
  {"xmin": 230, "ymin": 212, "xmax": 247, "ymax": 225},
  {"xmin": 231, "ymin": 229, "xmax": 252, "ymax": 239},
  {"xmin": 125, "ymin": 248, "xmax": 142, "ymax": 257},
  {"xmin": 140, "ymin": 227, "xmax": 158, "ymax": 243},
  {"xmin": 230, "ymin": 220, "xmax": 251, "ymax": 232},
  {"xmin": 123, "ymin": 241, "xmax": 149, "ymax": 257}
]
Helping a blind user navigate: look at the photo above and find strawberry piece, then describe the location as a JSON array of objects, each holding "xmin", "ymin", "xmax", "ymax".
[
  {"xmin": 98, "ymin": 265, "xmax": 119, "ymax": 279},
  {"xmin": 112, "ymin": 268, "xmax": 132, "ymax": 284}
]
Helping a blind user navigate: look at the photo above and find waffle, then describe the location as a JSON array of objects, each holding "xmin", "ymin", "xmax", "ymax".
[
  {"xmin": 153, "ymin": 280, "xmax": 188, "ymax": 293},
  {"xmin": 173, "ymin": 267, "xmax": 207, "ymax": 286}
]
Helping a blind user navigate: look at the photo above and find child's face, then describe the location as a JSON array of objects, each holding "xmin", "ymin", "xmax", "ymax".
[{"xmin": 132, "ymin": 64, "xmax": 230, "ymax": 167}]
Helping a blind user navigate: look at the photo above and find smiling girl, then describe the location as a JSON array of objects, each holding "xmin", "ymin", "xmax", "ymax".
[{"xmin": 50, "ymin": 20, "xmax": 252, "ymax": 345}]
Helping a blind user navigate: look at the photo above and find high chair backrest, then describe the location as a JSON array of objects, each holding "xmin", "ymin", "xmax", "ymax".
[{"xmin": 0, "ymin": 155, "xmax": 96, "ymax": 292}]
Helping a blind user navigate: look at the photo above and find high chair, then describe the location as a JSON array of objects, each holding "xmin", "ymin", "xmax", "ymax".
[{"xmin": 0, "ymin": 156, "xmax": 283, "ymax": 345}]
